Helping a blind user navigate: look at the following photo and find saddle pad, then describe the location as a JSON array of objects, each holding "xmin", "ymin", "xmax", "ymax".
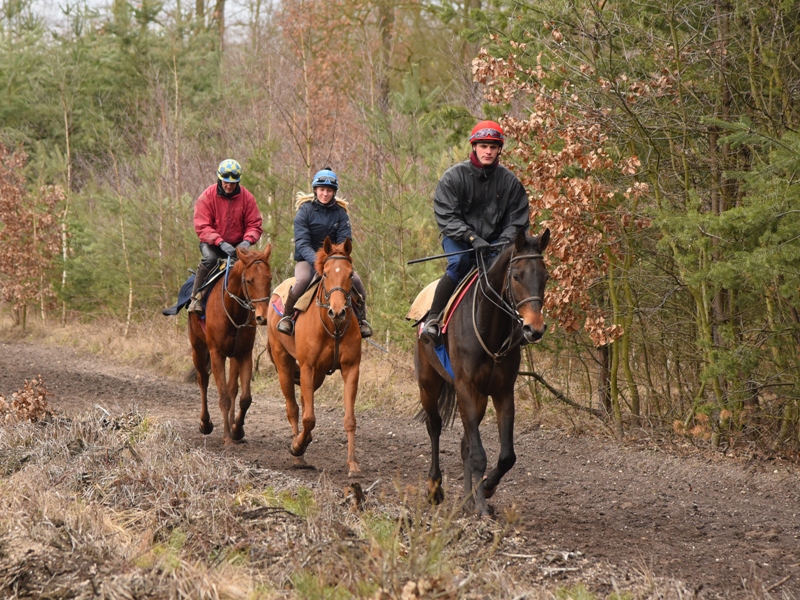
[
  {"xmin": 272, "ymin": 277, "xmax": 320, "ymax": 313},
  {"xmin": 405, "ymin": 269, "xmax": 478, "ymax": 325},
  {"xmin": 406, "ymin": 279, "xmax": 440, "ymax": 322}
]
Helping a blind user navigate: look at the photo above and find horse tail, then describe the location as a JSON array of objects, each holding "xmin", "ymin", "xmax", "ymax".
[
  {"xmin": 415, "ymin": 381, "xmax": 457, "ymax": 428},
  {"xmin": 184, "ymin": 355, "xmax": 211, "ymax": 383}
]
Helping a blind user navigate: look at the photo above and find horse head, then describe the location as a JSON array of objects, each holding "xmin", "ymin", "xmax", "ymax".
[
  {"xmin": 315, "ymin": 236, "xmax": 354, "ymax": 328},
  {"xmin": 236, "ymin": 244, "xmax": 273, "ymax": 326},
  {"xmin": 509, "ymin": 227, "xmax": 550, "ymax": 344}
]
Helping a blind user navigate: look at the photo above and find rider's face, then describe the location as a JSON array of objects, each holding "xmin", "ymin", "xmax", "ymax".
[
  {"xmin": 221, "ymin": 180, "xmax": 238, "ymax": 194},
  {"xmin": 474, "ymin": 142, "xmax": 502, "ymax": 166},
  {"xmin": 315, "ymin": 186, "xmax": 336, "ymax": 204}
]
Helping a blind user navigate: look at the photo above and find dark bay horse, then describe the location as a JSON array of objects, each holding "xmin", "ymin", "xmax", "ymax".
[
  {"xmin": 189, "ymin": 245, "xmax": 272, "ymax": 445},
  {"xmin": 267, "ymin": 237, "xmax": 362, "ymax": 476},
  {"xmin": 415, "ymin": 227, "xmax": 550, "ymax": 516}
]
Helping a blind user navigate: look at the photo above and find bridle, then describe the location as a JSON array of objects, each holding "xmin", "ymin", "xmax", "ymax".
[
  {"xmin": 221, "ymin": 257, "xmax": 271, "ymax": 330},
  {"xmin": 472, "ymin": 249, "xmax": 544, "ymax": 362},
  {"xmin": 315, "ymin": 253, "xmax": 354, "ymax": 374}
]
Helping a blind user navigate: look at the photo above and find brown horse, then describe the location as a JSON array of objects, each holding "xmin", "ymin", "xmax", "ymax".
[
  {"xmin": 189, "ymin": 245, "xmax": 272, "ymax": 445},
  {"xmin": 415, "ymin": 227, "xmax": 550, "ymax": 516},
  {"xmin": 267, "ymin": 237, "xmax": 362, "ymax": 476}
]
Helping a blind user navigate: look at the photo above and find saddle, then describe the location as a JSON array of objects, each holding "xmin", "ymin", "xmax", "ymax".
[
  {"xmin": 271, "ymin": 276, "xmax": 321, "ymax": 316},
  {"xmin": 405, "ymin": 269, "xmax": 479, "ymax": 332}
]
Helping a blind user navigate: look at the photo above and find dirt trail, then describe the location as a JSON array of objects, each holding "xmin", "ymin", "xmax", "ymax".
[{"xmin": 2, "ymin": 340, "xmax": 799, "ymax": 598}]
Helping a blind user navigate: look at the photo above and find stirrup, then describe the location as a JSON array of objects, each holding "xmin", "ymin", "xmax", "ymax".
[
  {"xmin": 277, "ymin": 315, "xmax": 295, "ymax": 335},
  {"xmin": 423, "ymin": 314, "xmax": 441, "ymax": 338},
  {"xmin": 359, "ymin": 321, "xmax": 373, "ymax": 339},
  {"xmin": 188, "ymin": 296, "xmax": 203, "ymax": 314}
]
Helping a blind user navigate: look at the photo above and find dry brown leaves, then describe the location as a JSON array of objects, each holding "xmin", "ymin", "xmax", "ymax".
[
  {"xmin": 0, "ymin": 144, "xmax": 64, "ymax": 312},
  {"xmin": 473, "ymin": 49, "xmax": 651, "ymax": 346},
  {"xmin": 0, "ymin": 376, "xmax": 52, "ymax": 424}
]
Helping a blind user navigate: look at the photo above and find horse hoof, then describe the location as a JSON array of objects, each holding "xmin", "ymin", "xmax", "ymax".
[
  {"xmin": 483, "ymin": 482, "xmax": 498, "ymax": 499},
  {"xmin": 231, "ymin": 425, "xmax": 245, "ymax": 441},
  {"xmin": 347, "ymin": 466, "xmax": 361, "ymax": 478},
  {"xmin": 427, "ymin": 483, "xmax": 444, "ymax": 505},
  {"xmin": 200, "ymin": 421, "xmax": 213, "ymax": 435}
]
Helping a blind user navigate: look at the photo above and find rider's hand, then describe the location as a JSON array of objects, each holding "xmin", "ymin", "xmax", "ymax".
[
  {"xmin": 465, "ymin": 231, "xmax": 491, "ymax": 253},
  {"xmin": 219, "ymin": 241, "xmax": 236, "ymax": 257},
  {"xmin": 237, "ymin": 240, "xmax": 251, "ymax": 251}
]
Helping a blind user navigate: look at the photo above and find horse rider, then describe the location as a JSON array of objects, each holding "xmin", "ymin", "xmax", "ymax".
[
  {"xmin": 187, "ymin": 159, "xmax": 263, "ymax": 313},
  {"xmin": 423, "ymin": 120, "xmax": 530, "ymax": 338},
  {"xmin": 277, "ymin": 168, "xmax": 373, "ymax": 338}
]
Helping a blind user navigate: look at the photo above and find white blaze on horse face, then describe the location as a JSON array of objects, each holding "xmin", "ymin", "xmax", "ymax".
[{"xmin": 336, "ymin": 267, "xmax": 340, "ymax": 273}]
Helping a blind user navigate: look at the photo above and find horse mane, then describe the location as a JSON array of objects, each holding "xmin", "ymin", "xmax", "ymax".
[
  {"xmin": 314, "ymin": 241, "xmax": 349, "ymax": 276},
  {"xmin": 294, "ymin": 191, "xmax": 349, "ymax": 212}
]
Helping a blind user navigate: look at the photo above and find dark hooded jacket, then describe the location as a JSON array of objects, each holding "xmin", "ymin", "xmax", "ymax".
[
  {"xmin": 433, "ymin": 159, "xmax": 529, "ymax": 245},
  {"xmin": 293, "ymin": 199, "xmax": 352, "ymax": 264}
]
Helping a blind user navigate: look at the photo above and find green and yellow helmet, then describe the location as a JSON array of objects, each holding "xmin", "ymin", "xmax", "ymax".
[{"xmin": 217, "ymin": 159, "xmax": 242, "ymax": 182}]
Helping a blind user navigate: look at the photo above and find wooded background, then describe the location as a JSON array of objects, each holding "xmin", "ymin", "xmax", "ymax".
[{"xmin": 2, "ymin": 0, "xmax": 799, "ymax": 450}]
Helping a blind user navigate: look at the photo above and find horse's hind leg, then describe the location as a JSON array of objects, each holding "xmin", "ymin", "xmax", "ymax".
[
  {"xmin": 482, "ymin": 390, "xmax": 516, "ymax": 499},
  {"xmin": 417, "ymin": 345, "xmax": 445, "ymax": 504}
]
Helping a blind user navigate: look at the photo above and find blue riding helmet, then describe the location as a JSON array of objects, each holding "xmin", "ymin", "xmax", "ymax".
[
  {"xmin": 217, "ymin": 159, "xmax": 242, "ymax": 182},
  {"xmin": 312, "ymin": 168, "xmax": 339, "ymax": 190}
]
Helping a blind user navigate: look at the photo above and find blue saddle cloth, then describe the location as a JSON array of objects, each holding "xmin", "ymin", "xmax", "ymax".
[{"xmin": 433, "ymin": 343, "xmax": 455, "ymax": 380}]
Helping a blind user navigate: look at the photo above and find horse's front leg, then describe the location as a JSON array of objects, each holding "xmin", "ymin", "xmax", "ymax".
[
  {"xmin": 290, "ymin": 365, "xmax": 317, "ymax": 457},
  {"xmin": 230, "ymin": 353, "xmax": 254, "ymax": 442},
  {"xmin": 209, "ymin": 350, "xmax": 234, "ymax": 445},
  {"xmin": 483, "ymin": 390, "xmax": 516, "ymax": 499},
  {"xmin": 341, "ymin": 361, "xmax": 361, "ymax": 476},
  {"xmin": 192, "ymin": 342, "xmax": 213, "ymax": 435},
  {"xmin": 458, "ymin": 387, "xmax": 490, "ymax": 516}
]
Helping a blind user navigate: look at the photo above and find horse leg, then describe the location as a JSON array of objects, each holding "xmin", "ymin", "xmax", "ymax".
[
  {"xmin": 341, "ymin": 362, "xmax": 360, "ymax": 476},
  {"xmin": 230, "ymin": 354, "xmax": 254, "ymax": 442},
  {"xmin": 290, "ymin": 365, "xmax": 317, "ymax": 457},
  {"xmin": 417, "ymin": 348, "xmax": 445, "ymax": 504},
  {"xmin": 209, "ymin": 350, "xmax": 234, "ymax": 445},
  {"xmin": 192, "ymin": 342, "xmax": 213, "ymax": 435},
  {"xmin": 458, "ymin": 387, "xmax": 490, "ymax": 516},
  {"xmin": 483, "ymin": 391, "xmax": 516, "ymax": 499}
]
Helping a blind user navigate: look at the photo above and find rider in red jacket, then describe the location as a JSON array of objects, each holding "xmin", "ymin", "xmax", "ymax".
[{"xmin": 188, "ymin": 159, "xmax": 263, "ymax": 313}]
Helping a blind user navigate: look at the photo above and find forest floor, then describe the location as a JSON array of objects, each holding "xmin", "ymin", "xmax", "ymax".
[{"xmin": 1, "ymin": 336, "xmax": 799, "ymax": 599}]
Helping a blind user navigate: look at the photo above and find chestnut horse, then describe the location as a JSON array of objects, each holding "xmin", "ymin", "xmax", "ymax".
[
  {"xmin": 267, "ymin": 237, "xmax": 361, "ymax": 476},
  {"xmin": 189, "ymin": 245, "xmax": 272, "ymax": 445},
  {"xmin": 415, "ymin": 227, "xmax": 550, "ymax": 516}
]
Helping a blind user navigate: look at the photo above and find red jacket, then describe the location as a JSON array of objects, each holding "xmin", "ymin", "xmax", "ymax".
[{"xmin": 193, "ymin": 184, "xmax": 263, "ymax": 246}]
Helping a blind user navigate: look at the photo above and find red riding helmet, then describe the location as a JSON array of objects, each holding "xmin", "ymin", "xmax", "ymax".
[{"xmin": 469, "ymin": 120, "xmax": 505, "ymax": 146}]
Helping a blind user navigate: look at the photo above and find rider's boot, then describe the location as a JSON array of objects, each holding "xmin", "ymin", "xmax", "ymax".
[
  {"xmin": 188, "ymin": 263, "xmax": 212, "ymax": 314},
  {"xmin": 423, "ymin": 274, "xmax": 458, "ymax": 340},
  {"xmin": 354, "ymin": 300, "xmax": 373, "ymax": 338},
  {"xmin": 277, "ymin": 290, "xmax": 301, "ymax": 335}
]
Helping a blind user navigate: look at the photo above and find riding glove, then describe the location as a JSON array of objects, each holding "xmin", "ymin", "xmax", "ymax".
[
  {"xmin": 219, "ymin": 241, "xmax": 236, "ymax": 256},
  {"xmin": 465, "ymin": 231, "xmax": 491, "ymax": 253},
  {"xmin": 237, "ymin": 240, "xmax": 251, "ymax": 251}
]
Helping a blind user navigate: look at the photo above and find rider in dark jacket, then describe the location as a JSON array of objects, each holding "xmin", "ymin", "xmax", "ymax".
[
  {"xmin": 277, "ymin": 168, "xmax": 373, "ymax": 338},
  {"xmin": 424, "ymin": 120, "xmax": 530, "ymax": 338}
]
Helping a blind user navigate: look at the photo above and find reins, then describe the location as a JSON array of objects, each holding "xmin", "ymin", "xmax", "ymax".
[
  {"xmin": 314, "ymin": 253, "xmax": 354, "ymax": 374},
  {"xmin": 471, "ymin": 250, "xmax": 544, "ymax": 363}
]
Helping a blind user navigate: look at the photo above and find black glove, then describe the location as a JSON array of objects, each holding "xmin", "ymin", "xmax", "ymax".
[
  {"xmin": 219, "ymin": 241, "xmax": 236, "ymax": 257},
  {"xmin": 465, "ymin": 231, "xmax": 491, "ymax": 253},
  {"xmin": 237, "ymin": 241, "xmax": 251, "ymax": 251}
]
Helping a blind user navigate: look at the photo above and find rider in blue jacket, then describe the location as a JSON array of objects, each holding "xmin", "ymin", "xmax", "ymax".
[{"xmin": 277, "ymin": 168, "xmax": 373, "ymax": 338}]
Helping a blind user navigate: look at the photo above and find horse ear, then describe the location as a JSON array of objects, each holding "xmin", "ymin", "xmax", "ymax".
[
  {"xmin": 514, "ymin": 226, "xmax": 527, "ymax": 251},
  {"xmin": 263, "ymin": 243, "xmax": 272, "ymax": 260},
  {"xmin": 539, "ymin": 228, "xmax": 550, "ymax": 252},
  {"xmin": 344, "ymin": 237, "xmax": 352, "ymax": 255},
  {"xmin": 323, "ymin": 236, "xmax": 333, "ymax": 254}
]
